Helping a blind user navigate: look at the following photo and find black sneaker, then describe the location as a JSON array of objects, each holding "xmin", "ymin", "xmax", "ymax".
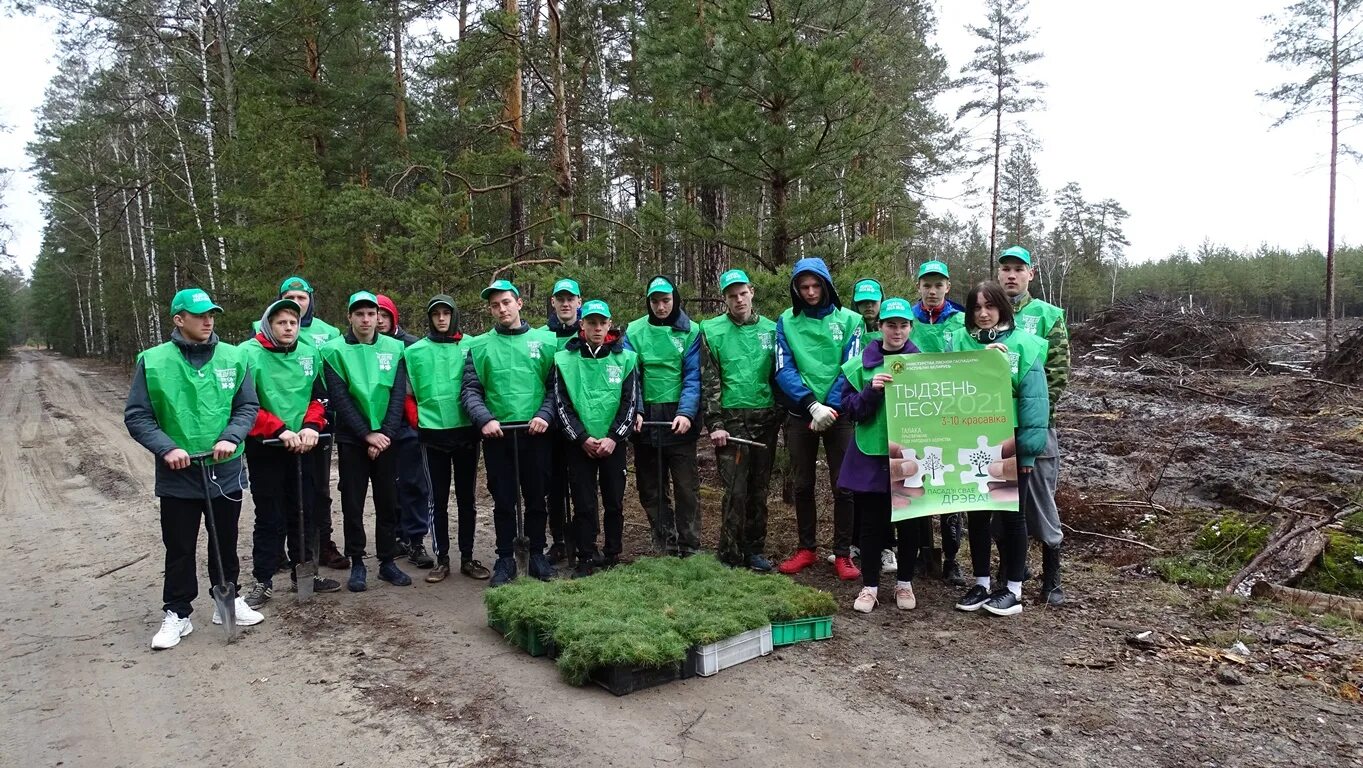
[
  {"xmin": 489, "ymin": 556, "xmax": 516, "ymax": 587},
  {"xmin": 528, "ymin": 553, "xmax": 557, "ymax": 581},
  {"xmin": 572, "ymin": 561, "xmax": 595, "ymax": 579},
  {"xmin": 243, "ymin": 581, "xmax": 273, "ymax": 608},
  {"xmin": 312, "ymin": 576, "xmax": 342, "ymax": 593},
  {"xmin": 406, "ymin": 542, "xmax": 435, "ymax": 569},
  {"xmin": 955, "ymin": 585, "xmax": 990, "ymax": 612},
  {"xmin": 943, "ymin": 560, "xmax": 966, "ymax": 587},
  {"xmin": 748, "ymin": 554, "xmax": 774, "ymax": 573},
  {"xmin": 547, "ymin": 542, "xmax": 567, "ymax": 564},
  {"xmin": 982, "ymin": 588, "xmax": 1023, "ymax": 617}
]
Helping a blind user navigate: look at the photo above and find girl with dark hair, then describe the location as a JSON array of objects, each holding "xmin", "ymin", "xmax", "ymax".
[{"xmin": 945, "ymin": 281, "xmax": 1050, "ymax": 616}]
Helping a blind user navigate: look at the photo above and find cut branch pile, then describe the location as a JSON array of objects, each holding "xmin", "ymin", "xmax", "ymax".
[
  {"xmin": 1225, "ymin": 503, "xmax": 1359, "ymax": 597},
  {"xmin": 1318, "ymin": 325, "xmax": 1363, "ymax": 385},
  {"xmin": 1072, "ymin": 295, "xmax": 1263, "ymax": 370}
]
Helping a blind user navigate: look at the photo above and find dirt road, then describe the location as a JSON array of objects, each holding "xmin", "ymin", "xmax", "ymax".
[{"xmin": 0, "ymin": 349, "xmax": 1012, "ymax": 768}]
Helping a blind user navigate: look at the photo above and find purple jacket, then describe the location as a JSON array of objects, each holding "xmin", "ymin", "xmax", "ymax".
[{"xmin": 836, "ymin": 338, "xmax": 920, "ymax": 494}]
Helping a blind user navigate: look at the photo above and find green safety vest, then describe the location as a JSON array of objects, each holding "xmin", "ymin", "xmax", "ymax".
[
  {"xmin": 948, "ymin": 327, "xmax": 1045, "ymax": 403},
  {"xmin": 405, "ymin": 338, "xmax": 471, "ymax": 429},
  {"xmin": 909, "ymin": 312, "xmax": 965, "ymax": 354},
  {"xmin": 239, "ymin": 338, "xmax": 319, "ymax": 432},
  {"xmin": 139, "ymin": 341, "xmax": 247, "ymax": 463},
  {"xmin": 252, "ymin": 316, "xmax": 342, "ymax": 350},
  {"xmin": 626, "ymin": 317, "xmax": 700, "ymax": 404},
  {"xmin": 700, "ymin": 314, "xmax": 776, "ymax": 410},
  {"xmin": 467, "ymin": 327, "xmax": 556, "ymax": 422},
  {"xmin": 1014, "ymin": 297, "xmax": 1065, "ymax": 340},
  {"xmin": 839, "ymin": 353, "xmax": 901, "ymax": 457},
  {"xmin": 320, "ymin": 334, "xmax": 405, "ymax": 430},
  {"xmin": 554, "ymin": 347, "xmax": 638, "ymax": 438},
  {"xmin": 779, "ymin": 306, "xmax": 862, "ymax": 403}
]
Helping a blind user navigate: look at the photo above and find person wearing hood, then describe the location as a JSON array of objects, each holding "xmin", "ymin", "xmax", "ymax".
[
  {"xmin": 376, "ymin": 294, "xmax": 436, "ymax": 570},
  {"xmin": 908, "ymin": 260, "xmax": 967, "ymax": 587},
  {"xmin": 255, "ymin": 276, "xmax": 349, "ymax": 570},
  {"xmin": 551, "ymin": 300, "xmax": 640, "ymax": 578},
  {"xmin": 836, "ymin": 298, "xmax": 925, "ymax": 613},
  {"xmin": 997, "ymin": 245, "xmax": 1069, "ymax": 605},
  {"xmin": 773, "ymin": 257, "xmax": 864, "ymax": 580},
  {"xmin": 125, "ymin": 288, "xmax": 262, "ymax": 650},
  {"xmin": 405, "ymin": 295, "xmax": 490, "ymax": 582},
  {"xmin": 622, "ymin": 275, "xmax": 704, "ymax": 557},
  {"xmin": 701, "ymin": 269, "xmax": 782, "ymax": 572},
  {"xmin": 540, "ymin": 277, "xmax": 583, "ymax": 564},
  {"xmin": 320, "ymin": 291, "xmax": 413, "ymax": 592},
  {"xmin": 239, "ymin": 298, "xmax": 341, "ymax": 608},
  {"xmin": 460, "ymin": 279, "xmax": 559, "ymax": 586}
]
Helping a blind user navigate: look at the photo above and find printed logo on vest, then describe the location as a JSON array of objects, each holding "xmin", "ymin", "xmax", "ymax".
[
  {"xmin": 607, "ymin": 364, "xmax": 623, "ymax": 385},
  {"xmin": 377, "ymin": 352, "xmax": 394, "ymax": 371},
  {"xmin": 214, "ymin": 368, "xmax": 237, "ymax": 390},
  {"xmin": 760, "ymin": 332, "xmax": 774, "ymax": 350},
  {"xmin": 1007, "ymin": 351, "xmax": 1021, "ymax": 375},
  {"xmin": 311, "ymin": 332, "xmax": 329, "ymax": 346},
  {"xmin": 300, "ymin": 356, "xmax": 315, "ymax": 377},
  {"xmin": 671, "ymin": 336, "xmax": 685, "ymax": 353},
  {"xmin": 528, "ymin": 340, "xmax": 543, "ymax": 359},
  {"xmin": 1022, "ymin": 315, "xmax": 1040, "ymax": 334},
  {"xmin": 831, "ymin": 323, "xmax": 845, "ymax": 342}
]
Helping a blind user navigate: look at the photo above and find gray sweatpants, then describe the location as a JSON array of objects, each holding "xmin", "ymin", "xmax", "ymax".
[{"xmin": 1025, "ymin": 428, "xmax": 1063, "ymax": 548}]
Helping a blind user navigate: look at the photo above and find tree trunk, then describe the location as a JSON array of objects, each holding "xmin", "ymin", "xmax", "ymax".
[
  {"xmin": 211, "ymin": 0, "xmax": 238, "ymax": 141},
  {"xmin": 503, "ymin": 0, "xmax": 525, "ymax": 258},
  {"xmin": 1326, "ymin": 0, "xmax": 1340, "ymax": 353},
  {"xmin": 392, "ymin": 0, "xmax": 409, "ymax": 150},
  {"xmin": 197, "ymin": 2, "xmax": 227, "ymax": 278},
  {"xmin": 771, "ymin": 175, "xmax": 789, "ymax": 265},
  {"xmin": 989, "ymin": 70, "xmax": 1003, "ymax": 268},
  {"xmin": 547, "ymin": 0, "xmax": 573, "ymax": 213},
  {"xmin": 459, "ymin": 0, "xmax": 468, "ymax": 36},
  {"xmin": 305, "ymin": 19, "xmax": 324, "ymax": 159}
]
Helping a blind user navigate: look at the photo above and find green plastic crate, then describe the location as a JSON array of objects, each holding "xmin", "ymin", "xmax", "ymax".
[
  {"xmin": 488, "ymin": 617, "xmax": 555, "ymax": 657},
  {"xmin": 770, "ymin": 615, "xmax": 833, "ymax": 646}
]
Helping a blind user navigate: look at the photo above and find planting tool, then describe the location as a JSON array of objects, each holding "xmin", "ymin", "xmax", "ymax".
[
  {"xmin": 189, "ymin": 452, "xmax": 236, "ymax": 643},
  {"xmin": 263, "ymin": 434, "xmax": 332, "ymax": 602},
  {"xmin": 501, "ymin": 422, "xmax": 534, "ymax": 576},
  {"xmin": 723, "ymin": 436, "xmax": 768, "ymax": 450},
  {"xmin": 639, "ymin": 421, "xmax": 678, "ymax": 554}
]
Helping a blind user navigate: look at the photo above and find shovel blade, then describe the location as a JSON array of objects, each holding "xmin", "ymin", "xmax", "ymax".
[
  {"xmin": 211, "ymin": 584, "xmax": 237, "ymax": 642},
  {"xmin": 295, "ymin": 561, "xmax": 317, "ymax": 603}
]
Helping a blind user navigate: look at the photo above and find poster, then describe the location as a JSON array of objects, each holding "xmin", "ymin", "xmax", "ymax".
[{"xmin": 885, "ymin": 350, "xmax": 1018, "ymax": 522}]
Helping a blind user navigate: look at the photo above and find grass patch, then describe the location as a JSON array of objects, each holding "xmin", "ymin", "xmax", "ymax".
[
  {"xmin": 484, "ymin": 555, "xmax": 837, "ymax": 685},
  {"xmin": 1296, "ymin": 530, "xmax": 1363, "ymax": 598},
  {"xmin": 1153, "ymin": 512, "xmax": 1271, "ymax": 589}
]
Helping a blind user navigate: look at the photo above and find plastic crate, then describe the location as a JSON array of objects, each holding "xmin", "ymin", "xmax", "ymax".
[
  {"xmin": 487, "ymin": 617, "xmax": 555, "ymax": 657},
  {"xmin": 770, "ymin": 615, "xmax": 833, "ymax": 647},
  {"xmin": 589, "ymin": 660, "xmax": 684, "ymax": 696},
  {"xmin": 687, "ymin": 625, "xmax": 773, "ymax": 677}
]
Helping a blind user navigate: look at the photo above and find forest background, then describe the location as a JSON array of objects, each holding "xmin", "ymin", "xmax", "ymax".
[{"xmin": 0, "ymin": 0, "xmax": 1359, "ymax": 362}]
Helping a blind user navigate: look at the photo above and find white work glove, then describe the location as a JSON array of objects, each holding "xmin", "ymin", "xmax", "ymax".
[{"xmin": 808, "ymin": 402, "xmax": 838, "ymax": 432}]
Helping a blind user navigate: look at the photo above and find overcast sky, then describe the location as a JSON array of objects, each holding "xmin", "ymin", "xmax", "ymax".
[{"xmin": 0, "ymin": 1, "xmax": 1356, "ymax": 276}]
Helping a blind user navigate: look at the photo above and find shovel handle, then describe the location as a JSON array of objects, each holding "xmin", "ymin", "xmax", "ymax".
[{"xmin": 723, "ymin": 436, "xmax": 769, "ymax": 450}]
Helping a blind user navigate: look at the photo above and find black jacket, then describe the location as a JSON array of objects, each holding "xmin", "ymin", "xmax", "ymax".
[
  {"xmin": 551, "ymin": 332, "xmax": 639, "ymax": 446},
  {"xmin": 322, "ymin": 331, "xmax": 409, "ymax": 445},
  {"xmin": 459, "ymin": 321, "xmax": 556, "ymax": 428}
]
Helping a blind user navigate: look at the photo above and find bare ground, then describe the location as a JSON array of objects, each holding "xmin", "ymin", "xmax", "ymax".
[{"xmin": 2, "ymin": 339, "xmax": 1361, "ymax": 768}]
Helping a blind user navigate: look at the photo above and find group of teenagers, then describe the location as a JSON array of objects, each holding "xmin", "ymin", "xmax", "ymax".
[{"xmin": 125, "ymin": 244, "xmax": 1069, "ymax": 651}]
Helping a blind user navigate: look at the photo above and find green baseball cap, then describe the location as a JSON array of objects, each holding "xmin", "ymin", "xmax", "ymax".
[
  {"xmin": 647, "ymin": 276, "xmax": 675, "ymax": 296},
  {"xmin": 265, "ymin": 298, "xmax": 302, "ymax": 319},
  {"xmin": 552, "ymin": 278, "xmax": 581, "ymax": 297},
  {"xmin": 347, "ymin": 290, "xmax": 379, "ymax": 312},
  {"xmin": 279, "ymin": 275, "xmax": 313, "ymax": 294},
  {"xmin": 878, "ymin": 297, "xmax": 913, "ymax": 322},
  {"xmin": 852, "ymin": 278, "xmax": 883, "ymax": 304},
  {"xmin": 916, "ymin": 260, "xmax": 950, "ymax": 279},
  {"xmin": 581, "ymin": 299, "xmax": 611, "ymax": 319},
  {"xmin": 480, "ymin": 279, "xmax": 520, "ymax": 300},
  {"xmin": 170, "ymin": 287, "xmax": 222, "ymax": 315},
  {"xmin": 999, "ymin": 245, "xmax": 1032, "ymax": 265},
  {"xmin": 718, "ymin": 269, "xmax": 751, "ymax": 292}
]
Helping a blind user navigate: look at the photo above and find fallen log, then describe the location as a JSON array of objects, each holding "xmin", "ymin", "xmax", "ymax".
[{"xmin": 1250, "ymin": 582, "xmax": 1363, "ymax": 622}]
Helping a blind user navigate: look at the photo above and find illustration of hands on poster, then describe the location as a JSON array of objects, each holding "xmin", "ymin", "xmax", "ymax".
[{"xmin": 884, "ymin": 350, "xmax": 1018, "ymax": 522}]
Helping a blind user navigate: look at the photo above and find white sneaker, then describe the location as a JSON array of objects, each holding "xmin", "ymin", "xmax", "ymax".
[
  {"xmin": 881, "ymin": 549, "xmax": 898, "ymax": 574},
  {"xmin": 212, "ymin": 596, "xmax": 264, "ymax": 627},
  {"xmin": 151, "ymin": 610, "xmax": 193, "ymax": 649},
  {"xmin": 894, "ymin": 583, "xmax": 917, "ymax": 610},
  {"xmin": 853, "ymin": 586, "xmax": 879, "ymax": 613}
]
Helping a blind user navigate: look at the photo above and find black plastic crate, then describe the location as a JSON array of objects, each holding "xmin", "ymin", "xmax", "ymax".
[{"xmin": 589, "ymin": 660, "xmax": 685, "ymax": 696}]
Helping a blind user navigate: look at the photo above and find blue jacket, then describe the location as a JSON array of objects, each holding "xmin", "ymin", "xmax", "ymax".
[
  {"xmin": 621, "ymin": 276, "xmax": 703, "ymax": 445},
  {"xmin": 775, "ymin": 257, "xmax": 858, "ymax": 413},
  {"xmin": 910, "ymin": 299, "xmax": 964, "ymax": 324}
]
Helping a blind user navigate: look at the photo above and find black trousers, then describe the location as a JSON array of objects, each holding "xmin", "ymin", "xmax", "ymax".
[
  {"xmin": 786, "ymin": 416, "xmax": 855, "ymax": 554},
  {"xmin": 313, "ymin": 415, "xmax": 336, "ymax": 543},
  {"xmin": 395, "ymin": 428, "xmax": 433, "ymax": 543},
  {"xmin": 547, "ymin": 432, "xmax": 573, "ymax": 546},
  {"xmin": 160, "ymin": 493, "xmax": 243, "ymax": 618},
  {"xmin": 854, "ymin": 491, "xmax": 920, "ymax": 589},
  {"xmin": 337, "ymin": 442, "xmax": 401, "ymax": 562},
  {"xmin": 568, "ymin": 443, "xmax": 628, "ymax": 559},
  {"xmin": 483, "ymin": 431, "xmax": 550, "ymax": 558},
  {"xmin": 634, "ymin": 440, "xmax": 701, "ymax": 554},
  {"xmin": 246, "ymin": 443, "xmax": 316, "ymax": 584},
  {"xmin": 422, "ymin": 438, "xmax": 481, "ymax": 561}
]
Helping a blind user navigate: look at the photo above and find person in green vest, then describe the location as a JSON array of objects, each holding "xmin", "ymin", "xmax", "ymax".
[
  {"xmin": 622, "ymin": 275, "xmax": 704, "ymax": 557},
  {"xmin": 852, "ymin": 278, "xmax": 884, "ymax": 343},
  {"xmin": 998, "ymin": 244, "xmax": 1069, "ymax": 605},
  {"xmin": 702, "ymin": 269, "xmax": 782, "ymax": 572},
  {"xmin": 835, "ymin": 297, "xmax": 924, "ymax": 613},
  {"xmin": 239, "ymin": 298, "xmax": 342, "ymax": 608},
  {"xmin": 125, "ymin": 287, "xmax": 263, "ymax": 650},
  {"xmin": 773, "ymin": 257, "xmax": 863, "ymax": 580},
  {"xmin": 909, "ymin": 260, "xmax": 967, "ymax": 586},
  {"xmin": 551, "ymin": 300, "xmax": 640, "ymax": 578},
  {"xmin": 254, "ymin": 275, "xmax": 349, "ymax": 571},
  {"xmin": 460, "ymin": 279, "xmax": 558, "ymax": 586},
  {"xmin": 542, "ymin": 277, "xmax": 583, "ymax": 564},
  {"xmin": 376, "ymin": 294, "xmax": 436, "ymax": 570},
  {"xmin": 320, "ymin": 291, "xmax": 412, "ymax": 593},
  {"xmin": 405, "ymin": 294, "xmax": 490, "ymax": 583},
  {"xmin": 945, "ymin": 280, "xmax": 1050, "ymax": 616}
]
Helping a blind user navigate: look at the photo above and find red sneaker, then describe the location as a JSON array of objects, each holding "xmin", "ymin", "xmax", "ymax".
[
  {"xmin": 777, "ymin": 548, "xmax": 819, "ymax": 575},
  {"xmin": 834, "ymin": 555, "xmax": 862, "ymax": 581}
]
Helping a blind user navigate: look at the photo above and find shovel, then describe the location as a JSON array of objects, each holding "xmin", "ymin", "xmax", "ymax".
[
  {"xmin": 264, "ymin": 434, "xmax": 332, "ymax": 602},
  {"xmin": 500, "ymin": 423, "xmax": 534, "ymax": 577},
  {"xmin": 639, "ymin": 421, "xmax": 678, "ymax": 555},
  {"xmin": 190, "ymin": 452, "xmax": 236, "ymax": 643}
]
